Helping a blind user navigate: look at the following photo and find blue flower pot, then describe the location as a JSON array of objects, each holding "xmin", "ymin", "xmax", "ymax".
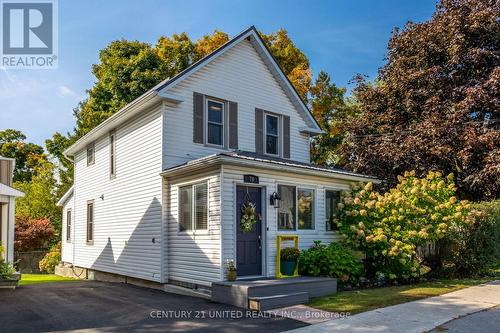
[{"xmin": 280, "ymin": 260, "xmax": 297, "ymax": 276}]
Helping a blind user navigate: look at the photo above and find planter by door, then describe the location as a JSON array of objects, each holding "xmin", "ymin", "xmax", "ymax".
[
  {"xmin": 280, "ymin": 260, "xmax": 297, "ymax": 276},
  {"xmin": 236, "ymin": 186, "xmax": 262, "ymax": 277}
]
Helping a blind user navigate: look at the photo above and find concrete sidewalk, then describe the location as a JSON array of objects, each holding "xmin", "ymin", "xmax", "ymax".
[{"xmin": 286, "ymin": 280, "xmax": 500, "ymax": 333}]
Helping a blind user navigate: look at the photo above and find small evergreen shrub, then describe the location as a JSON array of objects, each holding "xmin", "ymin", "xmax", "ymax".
[
  {"xmin": 299, "ymin": 241, "xmax": 363, "ymax": 283},
  {"xmin": 39, "ymin": 242, "xmax": 61, "ymax": 274}
]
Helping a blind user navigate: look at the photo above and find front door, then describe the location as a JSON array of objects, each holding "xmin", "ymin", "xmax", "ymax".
[{"xmin": 236, "ymin": 186, "xmax": 262, "ymax": 277}]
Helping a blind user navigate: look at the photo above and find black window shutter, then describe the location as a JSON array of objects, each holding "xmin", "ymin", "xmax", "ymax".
[
  {"xmin": 228, "ymin": 101, "xmax": 238, "ymax": 149},
  {"xmin": 283, "ymin": 115, "xmax": 291, "ymax": 158},
  {"xmin": 255, "ymin": 108, "xmax": 264, "ymax": 154},
  {"xmin": 193, "ymin": 92, "xmax": 204, "ymax": 144}
]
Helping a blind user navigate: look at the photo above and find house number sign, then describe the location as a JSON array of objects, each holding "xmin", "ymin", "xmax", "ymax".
[{"xmin": 243, "ymin": 174, "xmax": 259, "ymax": 184}]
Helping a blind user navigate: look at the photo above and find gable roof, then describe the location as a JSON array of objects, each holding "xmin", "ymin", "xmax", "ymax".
[
  {"xmin": 156, "ymin": 26, "xmax": 321, "ymax": 130},
  {"xmin": 64, "ymin": 26, "xmax": 321, "ymax": 156},
  {"xmin": 56, "ymin": 185, "xmax": 74, "ymax": 207},
  {"xmin": 0, "ymin": 183, "xmax": 24, "ymax": 197}
]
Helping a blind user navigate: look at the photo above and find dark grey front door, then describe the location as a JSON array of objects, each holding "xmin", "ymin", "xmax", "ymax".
[{"xmin": 236, "ymin": 186, "xmax": 262, "ymax": 276}]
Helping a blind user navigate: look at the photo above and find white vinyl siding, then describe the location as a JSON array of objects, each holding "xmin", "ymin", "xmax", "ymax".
[
  {"xmin": 221, "ymin": 165, "xmax": 350, "ymax": 278},
  {"xmin": 162, "ymin": 39, "xmax": 311, "ymax": 170},
  {"xmin": 72, "ymin": 104, "xmax": 163, "ymax": 282},
  {"xmin": 165, "ymin": 171, "xmax": 221, "ymax": 286}
]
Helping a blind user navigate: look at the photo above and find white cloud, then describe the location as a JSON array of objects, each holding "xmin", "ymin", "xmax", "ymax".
[{"xmin": 57, "ymin": 85, "xmax": 81, "ymax": 99}]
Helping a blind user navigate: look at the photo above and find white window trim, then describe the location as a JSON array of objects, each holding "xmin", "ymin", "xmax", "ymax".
[
  {"xmin": 264, "ymin": 113, "xmax": 280, "ymax": 157},
  {"xmin": 86, "ymin": 143, "xmax": 95, "ymax": 166},
  {"xmin": 86, "ymin": 200, "xmax": 94, "ymax": 245},
  {"xmin": 66, "ymin": 209, "xmax": 72, "ymax": 242},
  {"xmin": 205, "ymin": 98, "xmax": 225, "ymax": 148},
  {"xmin": 277, "ymin": 184, "xmax": 316, "ymax": 232},
  {"xmin": 325, "ymin": 188, "xmax": 342, "ymax": 233},
  {"xmin": 178, "ymin": 181, "xmax": 209, "ymax": 234},
  {"xmin": 109, "ymin": 131, "xmax": 116, "ymax": 179}
]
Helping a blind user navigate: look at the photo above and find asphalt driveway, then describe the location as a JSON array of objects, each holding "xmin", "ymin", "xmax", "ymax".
[{"xmin": 0, "ymin": 280, "xmax": 307, "ymax": 333}]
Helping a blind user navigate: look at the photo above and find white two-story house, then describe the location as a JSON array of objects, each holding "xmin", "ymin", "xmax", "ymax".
[{"xmin": 57, "ymin": 26, "xmax": 376, "ymax": 290}]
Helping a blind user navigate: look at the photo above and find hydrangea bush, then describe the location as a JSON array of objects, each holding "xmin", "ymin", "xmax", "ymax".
[{"xmin": 338, "ymin": 171, "xmax": 474, "ymax": 281}]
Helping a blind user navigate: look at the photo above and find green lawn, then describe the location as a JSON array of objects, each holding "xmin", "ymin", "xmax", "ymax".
[
  {"xmin": 310, "ymin": 259, "xmax": 500, "ymax": 314},
  {"xmin": 19, "ymin": 274, "xmax": 78, "ymax": 285},
  {"xmin": 309, "ymin": 278, "xmax": 494, "ymax": 314}
]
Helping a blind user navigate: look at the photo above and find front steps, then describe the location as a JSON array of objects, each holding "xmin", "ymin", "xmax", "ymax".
[{"xmin": 212, "ymin": 276, "xmax": 337, "ymax": 310}]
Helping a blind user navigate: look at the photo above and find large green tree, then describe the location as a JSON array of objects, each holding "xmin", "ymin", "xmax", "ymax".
[
  {"xmin": 340, "ymin": 0, "xmax": 499, "ymax": 200},
  {"xmin": 310, "ymin": 71, "xmax": 357, "ymax": 165},
  {"xmin": 14, "ymin": 159, "xmax": 61, "ymax": 234},
  {"xmin": 0, "ymin": 129, "xmax": 46, "ymax": 182}
]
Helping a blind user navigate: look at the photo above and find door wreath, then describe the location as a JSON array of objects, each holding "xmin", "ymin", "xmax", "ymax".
[{"xmin": 240, "ymin": 201, "xmax": 257, "ymax": 232}]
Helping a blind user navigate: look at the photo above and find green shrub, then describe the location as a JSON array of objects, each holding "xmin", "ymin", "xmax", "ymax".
[
  {"xmin": 0, "ymin": 260, "xmax": 16, "ymax": 279},
  {"xmin": 338, "ymin": 171, "xmax": 474, "ymax": 281},
  {"xmin": 0, "ymin": 243, "xmax": 15, "ymax": 279},
  {"xmin": 299, "ymin": 241, "xmax": 363, "ymax": 283},
  {"xmin": 39, "ymin": 242, "xmax": 61, "ymax": 274},
  {"xmin": 281, "ymin": 247, "xmax": 300, "ymax": 261},
  {"xmin": 442, "ymin": 200, "xmax": 500, "ymax": 277}
]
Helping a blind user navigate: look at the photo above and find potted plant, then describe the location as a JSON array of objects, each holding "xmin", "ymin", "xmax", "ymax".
[
  {"xmin": 226, "ymin": 259, "xmax": 237, "ymax": 281},
  {"xmin": 280, "ymin": 247, "xmax": 300, "ymax": 276},
  {"xmin": 0, "ymin": 244, "xmax": 20, "ymax": 289}
]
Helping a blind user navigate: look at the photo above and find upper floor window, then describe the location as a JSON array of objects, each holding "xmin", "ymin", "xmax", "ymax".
[
  {"xmin": 109, "ymin": 131, "xmax": 116, "ymax": 178},
  {"xmin": 207, "ymin": 99, "xmax": 224, "ymax": 146},
  {"xmin": 66, "ymin": 209, "xmax": 72, "ymax": 242},
  {"xmin": 325, "ymin": 190, "xmax": 341, "ymax": 231},
  {"xmin": 265, "ymin": 114, "xmax": 279, "ymax": 155},
  {"xmin": 179, "ymin": 182, "xmax": 208, "ymax": 232},
  {"xmin": 87, "ymin": 143, "xmax": 95, "ymax": 166}
]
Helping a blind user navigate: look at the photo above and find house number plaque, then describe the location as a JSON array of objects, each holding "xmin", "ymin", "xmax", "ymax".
[{"xmin": 243, "ymin": 174, "xmax": 259, "ymax": 184}]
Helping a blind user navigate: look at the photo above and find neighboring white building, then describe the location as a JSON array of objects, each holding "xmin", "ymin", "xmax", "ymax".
[
  {"xmin": 57, "ymin": 26, "xmax": 377, "ymax": 288},
  {"xmin": 0, "ymin": 157, "xmax": 24, "ymax": 263}
]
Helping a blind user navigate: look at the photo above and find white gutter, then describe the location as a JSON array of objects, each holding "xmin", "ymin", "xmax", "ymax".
[{"xmin": 161, "ymin": 155, "xmax": 380, "ymax": 184}]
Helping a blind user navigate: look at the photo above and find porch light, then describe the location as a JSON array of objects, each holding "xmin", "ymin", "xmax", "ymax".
[{"xmin": 270, "ymin": 191, "xmax": 281, "ymax": 208}]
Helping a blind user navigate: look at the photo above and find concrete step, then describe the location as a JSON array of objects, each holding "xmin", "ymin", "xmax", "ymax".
[
  {"xmin": 248, "ymin": 292, "xmax": 309, "ymax": 311},
  {"xmin": 246, "ymin": 278, "xmax": 337, "ymax": 298},
  {"xmin": 212, "ymin": 277, "xmax": 337, "ymax": 309}
]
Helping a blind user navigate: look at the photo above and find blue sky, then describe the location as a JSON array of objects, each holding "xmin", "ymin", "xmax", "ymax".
[{"xmin": 0, "ymin": 0, "xmax": 436, "ymax": 146}]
